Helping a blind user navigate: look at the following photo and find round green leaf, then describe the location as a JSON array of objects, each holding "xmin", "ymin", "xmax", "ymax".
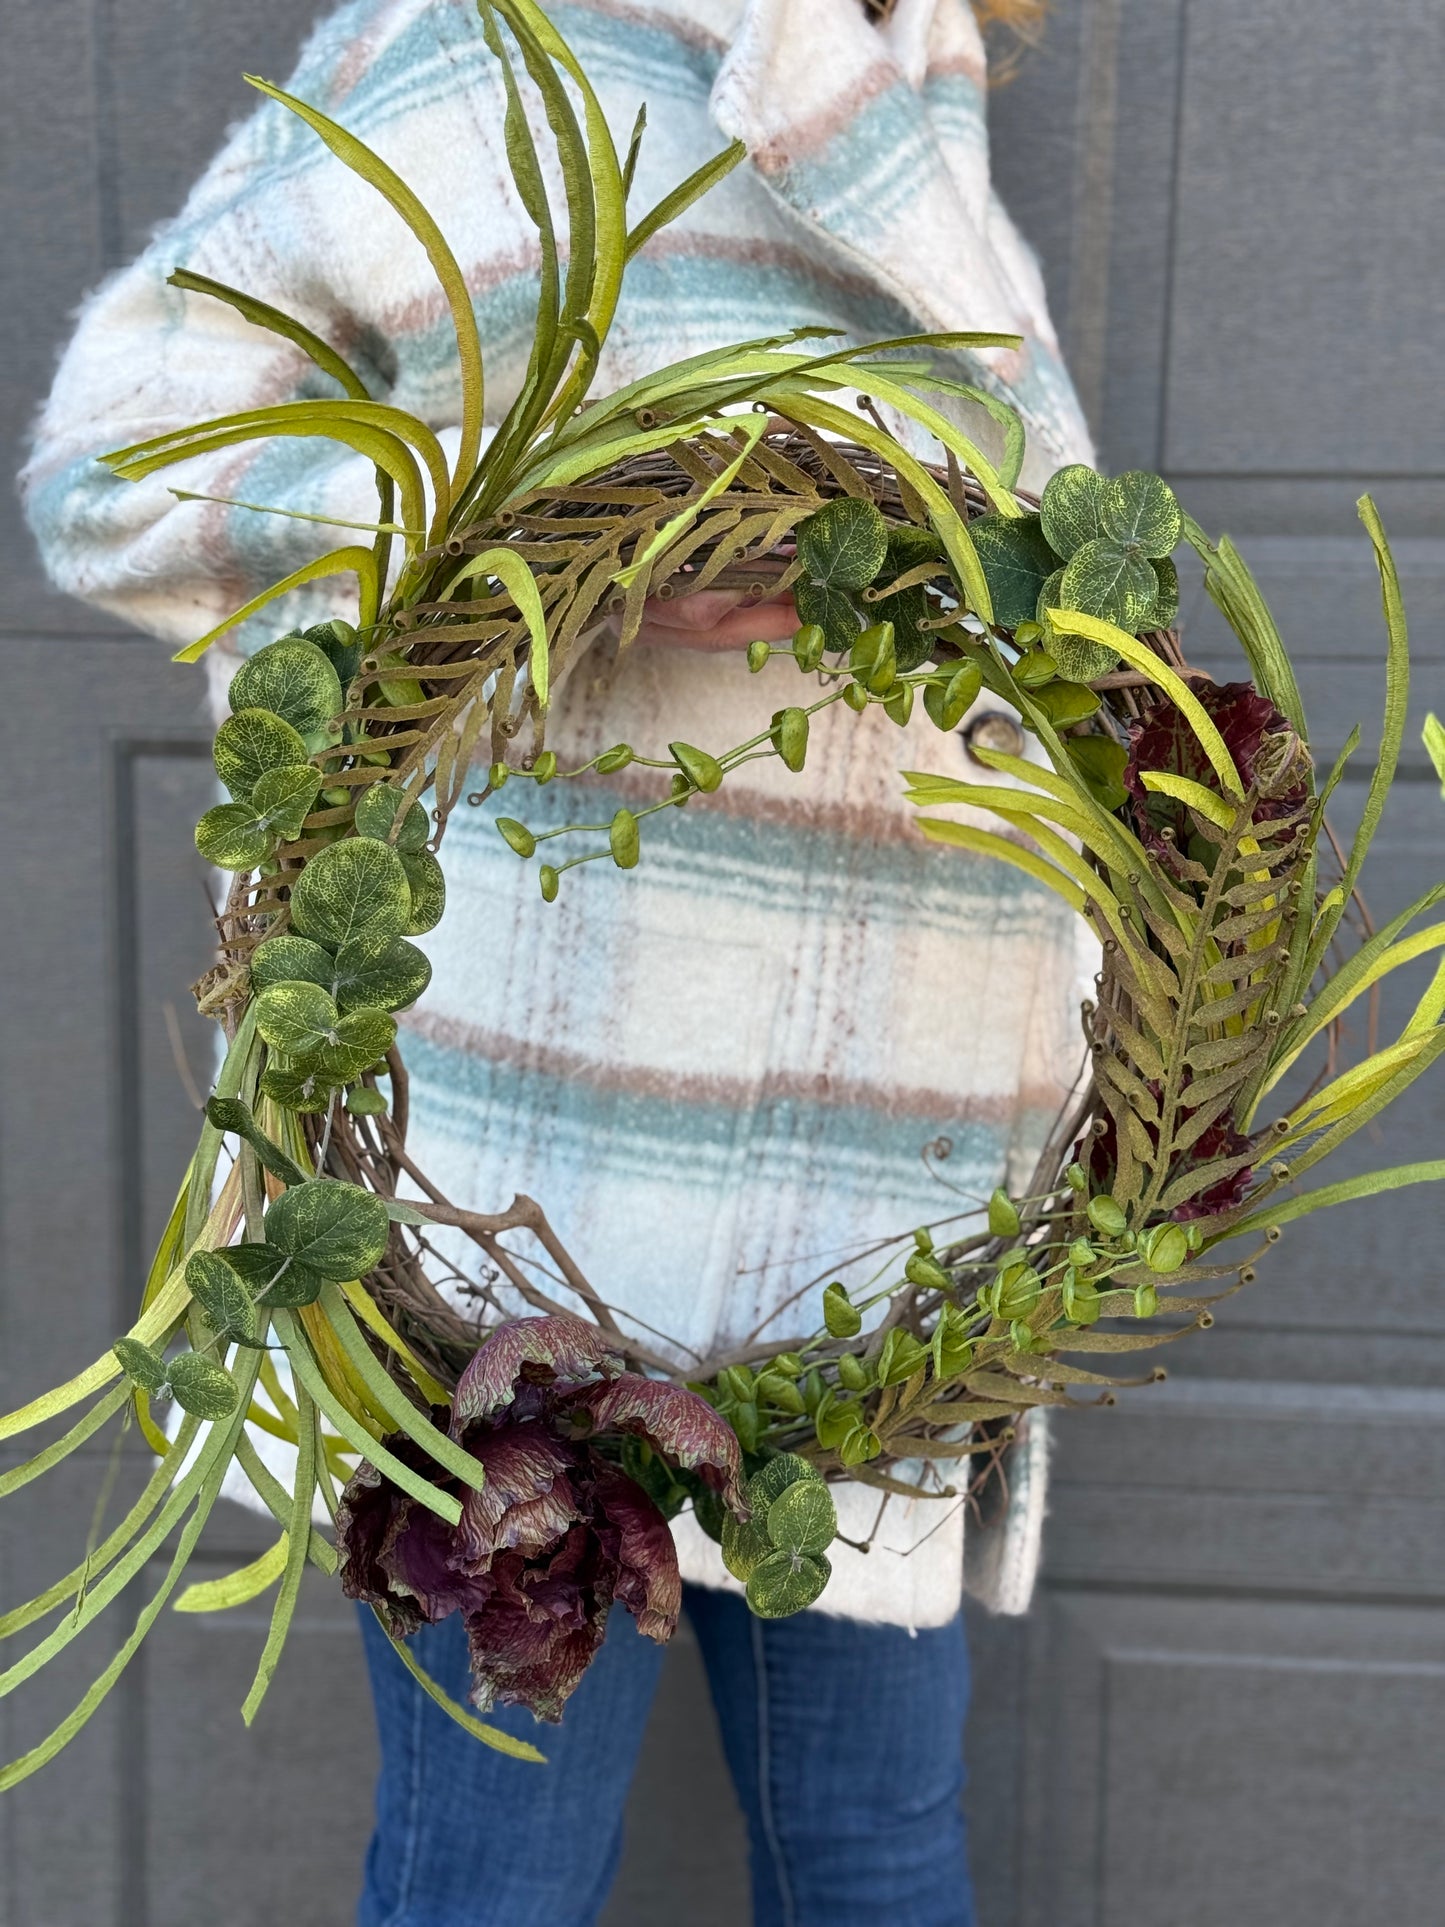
[
  {"xmin": 1039, "ymin": 463, "xmax": 1107, "ymax": 560},
  {"xmin": 792, "ymin": 579, "xmax": 860, "ymax": 656},
  {"xmin": 185, "ymin": 1251, "xmax": 259, "ymax": 1345},
  {"xmin": 213, "ymin": 708, "xmax": 309, "ymax": 802},
  {"xmin": 1049, "ymin": 629, "xmax": 1121, "ymax": 684},
  {"xmin": 747, "ymin": 1452, "xmax": 819, "ymax": 1512},
  {"xmin": 259, "ymin": 1060, "xmax": 341, "ymax": 1114},
  {"xmin": 250, "ymin": 934, "xmax": 336, "ymax": 995},
  {"xmin": 354, "ymin": 784, "xmax": 431, "ymax": 851},
  {"xmin": 167, "ymin": 1351, "xmax": 240, "ymax": 1421},
  {"xmin": 400, "ymin": 849, "xmax": 446, "ymax": 935},
  {"xmin": 219, "ymin": 1241, "xmax": 326, "ymax": 1309},
  {"xmin": 795, "ymin": 497, "xmax": 888, "ymax": 590},
  {"xmin": 252, "ymin": 764, "xmax": 322, "ymax": 842},
  {"xmin": 331, "ymin": 934, "xmax": 431, "ymax": 1013},
  {"xmin": 230, "ymin": 638, "xmax": 344, "ymax": 735},
  {"xmin": 312, "ymin": 1006, "xmax": 396, "ymax": 1081},
  {"xmin": 721, "ymin": 1510, "xmax": 773, "ymax": 1583},
  {"xmin": 290, "ymin": 837, "xmax": 411, "ymax": 949},
  {"xmin": 766, "ymin": 1479, "xmax": 836, "ymax": 1557},
  {"xmin": 745, "ymin": 1548, "xmax": 831, "ymax": 1619},
  {"xmin": 968, "ymin": 511, "xmax": 1056, "ymax": 631},
  {"xmin": 303, "ymin": 618, "xmax": 365, "ymax": 690},
  {"xmin": 113, "ymin": 1336, "xmax": 167, "ymax": 1396},
  {"xmin": 254, "ymin": 980, "xmax": 339, "ymax": 1058},
  {"xmin": 1098, "ymin": 470, "xmax": 1182, "ymax": 559},
  {"xmin": 195, "ymin": 802, "xmax": 272, "ymax": 872},
  {"xmin": 1059, "ymin": 537, "xmax": 1158, "ymax": 632},
  {"xmin": 263, "ymin": 1177, "xmax": 390, "ymax": 1281}
]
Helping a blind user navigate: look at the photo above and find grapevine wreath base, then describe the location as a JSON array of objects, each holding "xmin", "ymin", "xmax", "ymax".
[{"xmin": 3, "ymin": 0, "xmax": 1444, "ymax": 1774}]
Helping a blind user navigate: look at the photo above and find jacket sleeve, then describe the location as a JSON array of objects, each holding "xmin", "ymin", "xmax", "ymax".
[{"xmin": 19, "ymin": 0, "xmax": 516, "ymax": 652}]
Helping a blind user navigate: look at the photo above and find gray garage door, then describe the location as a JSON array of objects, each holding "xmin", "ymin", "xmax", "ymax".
[{"xmin": 2, "ymin": 3, "xmax": 1442, "ymax": 1922}]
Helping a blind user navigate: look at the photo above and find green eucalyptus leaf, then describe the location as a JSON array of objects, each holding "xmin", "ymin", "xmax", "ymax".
[
  {"xmin": 400, "ymin": 849, "xmax": 446, "ymax": 935},
  {"xmin": 1059, "ymin": 537, "xmax": 1158, "ymax": 632},
  {"xmin": 1099, "ymin": 470, "xmax": 1182, "ymax": 559},
  {"xmin": 311, "ymin": 1006, "xmax": 397, "ymax": 1081},
  {"xmin": 195, "ymin": 802, "xmax": 272, "ymax": 872},
  {"xmin": 250, "ymin": 934, "xmax": 336, "ymax": 995},
  {"xmin": 203, "ymin": 1095, "xmax": 309, "ymax": 1186},
  {"xmin": 1050, "ymin": 629, "xmax": 1122, "ymax": 683},
  {"xmin": 792, "ymin": 579, "xmax": 859, "ymax": 655},
  {"xmin": 746, "ymin": 1548, "xmax": 831, "ymax": 1618},
  {"xmin": 254, "ymin": 980, "xmax": 340, "ymax": 1058},
  {"xmin": 331, "ymin": 934, "xmax": 431, "ymax": 1013},
  {"xmin": 263, "ymin": 1177, "xmax": 391, "ymax": 1281},
  {"xmin": 968, "ymin": 511, "xmax": 1056, "ymax": 631},
  {"xmin": 692, "ymin": 1486, "xmax": 727, "ymax": 1544},
  {"xmin": 1039, "ymin": 463, "xmax": 1107, "ymax": 560},
  {"xmin": 795, "ymin": 497, "xmax": 888, "ymax": 590},
  {"xmin": 354, "ymin": 785, "xmax": 431, "ymax": 851},
  {"xmin": 251, "ymin": 764, "xmax": 322, "ymax": 841},
  {"xmin": 166, "ymin": 1352, "xmax": 241, "ymax": 1421},
  {"xmin": 185, "ymin": 1251, "xmax": 260, "ymax": 1345},
  {"xmin": 720, "ymin": 1510, "xmax": 773, "ymax": 1583},
  {"xmin": 219, "ymin": 1242, "xmax": 326, "ymax": 1309},
  {"xmin": 1141, "ymin": 555, "xmax": 1180, "ymax": 631},
  {"xmin": 304, "ymin": 618, "xmax": 365, "ymax": 690},
  {"xmin": 229, "ymin": 638, "xmax": 343, "ymax": 735},
  {"xmin": 290, "ymin": 837, "xmax": 412, "ymax": 948},
  {"xmin": 747, "ymin": 1452, "xmax": 819, "ymax": 1511},
  {"xmin": 213, "ymin": 709, "xmax": 309, "ymax": 802},
  {"xmin": 259, "ymin": 1060, "xmax": 342, "ymax": 1114},
  {"xmin": 766, "ymin": 1479, "xmax": 836, "ymax": 1557},
  {"xmin": 113, "ymin": 1336, "xmax": 167, "ymax": 1397}
]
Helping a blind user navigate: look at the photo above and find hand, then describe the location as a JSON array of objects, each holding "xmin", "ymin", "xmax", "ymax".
[{"xmin": 630, "ymin": 586, "xmax": 798, "ymax": 652}]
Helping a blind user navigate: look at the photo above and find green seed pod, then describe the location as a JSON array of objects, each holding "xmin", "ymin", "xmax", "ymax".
[
  {"xmin": 596, "ymin": 743, "xmax": 634, "ymax": 773},
  {"xmin": 1008, "ymin": 1319, "xmax": 1041, "ymax": 1355},
  {"xmin": 488, "ymin": 760, "xmax": 510, "ymax": 790},
  {"xmin": 923, "ymin": 659, "xmax": 984, "ymax": 732},
  {"xmin": 931, "ymin": 1307, "xmax": 974, "ymax": 1379},
  {"xmin": 912, "ymin": 1224, "xmax": 935, "ymax": 1254},
  {"xmin": 718, "ymin": 1365, "xmax": 756, "ymax": 1404},
  {"xmin": 539, "ymin": 864, "xmax": 560, "ymax": 902},
  {"xmin": 1186, "ymin": 1223, "xmax": 1204, "ymax": 1252},
  {"xmin": 1134, "ymin": 1282, "xmax": 1160, "ymax": 1319},
  {"xmin": 747, "ymin": 638, "xmax": 771, "ymax": 674},
  {"xmin": 822, "ymin": 1281, "xmax": 862, "ymax": 1339},
  {"xmin": 531, "ymin": 751, "xmax": 558, "ymax": 784},
  {"xmin": 1066, "ymin": 1162, "xmax": 1089, "ymax": 1192},
  {"xmin": 802, "ymin": 1368, "xmax": 827, "ymax": 1415},
  {"xmin": 345, "ymin": 1086, "xmax": 388, "ymax": 1117},
  {"xmin": 496, "ymin": 817, "xmax": 537, "ymax": 858},
  {"xmin": 731, "ymin": 1401, "xmax": 761, "ymax": 1452},
  {"xmin": 1030, "ymin": 680, "xmax": 1103, "ymax": 728},
  {"xmin": 1062, "ymin": 1269, "xmax": 1101, "ymax": 1326},
  {"xmin": 837, "ymin": 1353, "xmax": 870, "ymax": 1392},
  {"xmin": 756, "ymin": 1371, "xmax": 806, "ymax": 1415},
  {"xmin": 850, "ymin": 621, "xmax": 896, "ymax": 694},
  {"xmin": 994, "ymin": 1258, "xmax": 1040, "ymax": 1321},
  {"xmin": 772, "ymin": 1353, "xmax": 805, "ymax": 1379},
  {"xmin": 878, "ymin": 1328, "xmax": 929, "ymax": 1386},
  {"xmin": 1087, "ymin": 1194, "xmax": 1128, "ymax": 1238},
  {"xmin": 987, "ymin": 1187, "xmax": 1022, "ymax": 1238},
  {"xmin": 1012, "ymin": 650, "xmax": 1058, "ymax": 689},
  {"xmin": 669, "ymin": 773, "xmax": 692, "ymax": 804},
  {"xmin": 669, "ymin": 741, "xmax": 724, "ymax": 793},
  {"xmin": 814, "ymin": 1394, "xmax": 863, "ymax": 1450},
  {"xmin": 1069, "ymin": 1237, "xmax": 1097, "ymax": 1270},
  {"xmin": 838, "ymin": 1426, "xmax": 881, "ymax": 1468},
  {"xmin": 842, "ymin": 680, "xmax": 870, "ymax": 712},
  {"xmin": 1142, "ymin": 1223, "xmax": 1189, "ymax": 1274},
  {"xmin": 609, "ymin": 807, "xmax": 640, "ymax": 870},
  {"xmin": 882, "ymin": 682, "xmax": 913, "ymax": 726},
  {"xmin": 904, "ymin": 1251, "xmax": 951, "ymax": 1292},
  {"xmin": 1013, "ymin": 620, "xmax": 1045, "ymax": 648},
  {"xmin": 792, "ymin": 623, "xmax": 826, "ymax": 672},
  {"xmin": 770, "ymin": 706, "xmax": 810, "ymax": 773}
]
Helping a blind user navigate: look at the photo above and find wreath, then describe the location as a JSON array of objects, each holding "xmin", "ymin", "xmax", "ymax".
[{"xmin": 4, "ymin": 0, "xmax": 1443, "ymax": 1771}]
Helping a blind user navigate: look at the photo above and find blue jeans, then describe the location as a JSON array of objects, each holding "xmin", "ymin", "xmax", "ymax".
[{"xmin": 357, "ymin": 1589, "xmax": 976, "ymax": 1927}]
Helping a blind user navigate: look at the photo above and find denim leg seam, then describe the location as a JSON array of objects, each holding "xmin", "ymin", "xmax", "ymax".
[
  {"xmin": 380, "ymin": 1652, "xmax": 426, "ymax": 1927},
  {"xmin": 750, "ymin": 1613, "xmax": 798, "ymax": 1927}
]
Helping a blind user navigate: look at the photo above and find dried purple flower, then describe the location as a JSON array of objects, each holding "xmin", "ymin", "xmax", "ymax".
[
  {"xmin": 337, "ymin": 1315, "xmax": 743, "ymax": 1722},
  {"xmin": 1125, "ymin": 680, "xmax": 1309, "ymax": 861}
]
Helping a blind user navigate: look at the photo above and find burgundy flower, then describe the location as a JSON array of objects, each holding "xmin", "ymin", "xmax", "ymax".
[
  {"xmin": 337, "ymin": 1315, "xmax": 743, "ymax": 1722},
  {"xmin": 1085, "ymin": 1090, "xmax": 1254, "ymax": 1223},
  {"xmin": 1125, "ymin": 680, "xmax": 1309, "ymax": 862}
]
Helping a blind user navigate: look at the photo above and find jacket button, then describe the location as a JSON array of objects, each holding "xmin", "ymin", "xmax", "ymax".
[{"xmin": 960, "ymin": 711, "xmax": 1026, "ymax": 763}]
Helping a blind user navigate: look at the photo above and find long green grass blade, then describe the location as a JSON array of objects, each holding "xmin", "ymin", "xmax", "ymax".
[
  {"xmin": 1183, "ymin": 517, "xmax": 1306, "ymax": 736},
  {"xmin": 0, "ymin": 1382, "xmax": 130, "ymax": 1501},
  {"xmin": 246, "ymin": 75, "xmax": 481, "ymax": 488},
  {"xmin": 175, "ymin": 1534, "xmax": 288, "ymax": 1613},
  {"xmin": 241, "ymin": 1386, "xmax": 317, "ymax": 1722},
  {"xmin": 375, "ymin": 1609, "xmax": 545, "ymax": 1762},
  {"xmin": 438, "ymin": 546, "xmax": 550, "ymax": 706},
  {"xmin": 625, "ymin": 138, "xmax": 746, "ymax": 260},
  {"xmin": 172, "ymin": 544, "xmax": 380, "ymax": 663},
  {"xmin": 1231, "ymin": 1160, "xmax": 1445, "ymax": 1239},
  {"xmin": 166, "ymin": 269, "xmax": 371, "ymax": 401}
]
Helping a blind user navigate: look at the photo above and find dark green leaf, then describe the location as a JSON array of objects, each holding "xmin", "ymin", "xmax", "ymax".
[
  {"xmin": 252, "ymin": 764, "xmax": 322, "ymax": 841},
  {"xmin": 766, "ymin": 1479, "xmax": 836, "ymax": 1557},
  {"xmin": 203, "ymin": 1095, "xmax": 309, "ymax": 1186},
  {"xmin": 290, "ymin": 836, "xmax": 412, "ymax": 949},
  {"xmin": 1059, "ymin": 537, "xmax": 1157, "ymax": 631},
  {"xmin": 167, "ymin": 1352, "xmax": 240, "ymax": 1420},
  {"xmin": 354, "ymin": 784, "xmax": 431, "ymax": 851},
  {"xmin": 229, "ymin": 638, "xmax": 343, "ymax": 735},
  {"xmin": 185, "ymin": 1251, "xmax": 260, "ymax": 1345},
  {"xmin": 304, "ymin": 618, "xmax": 365, "ymax": 690},
  {"xmin": 967, "ymin": 512, "xmax": 1056, "ymax": 631},
  {"xmin": 871, "ymin": 526, "xmax": 943, "ymax": 671},
  {"xmin": 213, "ymin": 709, "xmax": 309, "ymax": 803},
  {"xmin": 1099, "ymin": 471, "xmax": 1181, "ymax": 558},
  {"xmin": 259, "ymin": 1061, "xmax": 341, "ymax": 1114},
  {"xmin": 1141, "ymin": 555, "xmax": 1180, "ymax": 631},
  {"xmin": 263, "ymin": 1177, "xmax": 390, "ymax": 1281},
  {"xmin": 254, "ymin": 981, "xmax": 339, "ymax": 1058},
  {"xmin": 793, "ymin": 578, "xmax": 860, "ymax": 655},
  {"xmin": 721, "ymin": 1509, "xmax": 773, "ymax": 1582},
  {"xmin": 250, "ymin": 934, "xmax": 335, "ymax": 995},
  {"xmin": 195, "ymin": 802, "xmax": 272, "ymax": 872},
  {"xmin": 331, "ymin": 934, "xmax": 431, "ymax": 1013},
  {"xmin": 310, "ymin": 1006, "xmax": 396, "ymax": 1081},
  {"xmin": 795, "ymin": 497, "xmax": 888, "ymax": 590},
  {"xmin": 113, "ymin": 1337, "xmax": 167, "ymax": 1396},
  {"xmin": 1039, "ymin": 463, "xmax": 1106, "ymax": 559},
  {"xmin": 747, "ymin": 1452, "xmax": 818, "ymax": 1510},
  {"xmin": 400, "ymin": 849, "xmax": 446, "ymax": 935},
  {"xmin": 1065, "ymin": 735, "xmax": 1130, "ymax": 810},
  {"xmin": 746, "ymin": 1548, "xmax": 831, "ymax": 1618},
  {"xmin": 219, "ymin": 1241, "xmax": 326, "ymax": 1309}
]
